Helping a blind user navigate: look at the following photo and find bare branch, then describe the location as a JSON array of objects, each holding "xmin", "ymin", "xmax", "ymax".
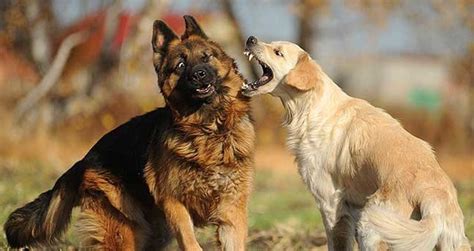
[{"xmin": 14, "ymin": 31, "xmax": 89, "ymax": 123}]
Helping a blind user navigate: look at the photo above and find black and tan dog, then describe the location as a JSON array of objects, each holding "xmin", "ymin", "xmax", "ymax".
[{"xmin": 4, "ymin": 15, "xmax": 254, "ymax": 250}]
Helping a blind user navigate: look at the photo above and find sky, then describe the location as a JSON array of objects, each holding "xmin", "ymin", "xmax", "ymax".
[{"xmin": 52, "ymin": 0, "xmax": 472, "ymax": 58}]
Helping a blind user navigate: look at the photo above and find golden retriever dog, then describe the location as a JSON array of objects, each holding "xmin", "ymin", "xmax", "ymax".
[
  {"xmin": 241, "ymin": 36, "xmax": 470, "ymax": 251},
  {"xmin": 4, "ymin": 16, "xmax": 254, "ymax": 250}
]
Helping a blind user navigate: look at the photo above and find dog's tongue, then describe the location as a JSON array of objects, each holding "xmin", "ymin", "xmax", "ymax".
[{"xmin": 241, "ymin": 75, "xmax": 269, "ymax": 92}]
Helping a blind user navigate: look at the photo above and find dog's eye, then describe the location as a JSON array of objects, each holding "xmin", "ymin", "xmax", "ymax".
[
  {"xmin": 176, "ymin": 61, "xmax": 185, "ymax": 70},
  {"xmin": 274, "ymin": 49, "xmax": 283, "ymax": 57},
  {"xmin": 203, "ymin": 53, "xmax": 212, "ymax": 63}
]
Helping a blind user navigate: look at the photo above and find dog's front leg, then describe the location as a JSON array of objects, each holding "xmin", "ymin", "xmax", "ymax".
[
  {"xmin": 305, "ymin": 170, "xmax": 339, "ymax": 251},
  {"xmin": 163, "ymin": 198, "xmax": 202, "ymax": 251},
  {"xmin": 216, "ymin": 204, "xmax": 248, "ymax": 251},
  {"xmin": 319, "ymin": 207, "xmax": 337, "ymax": 250}
]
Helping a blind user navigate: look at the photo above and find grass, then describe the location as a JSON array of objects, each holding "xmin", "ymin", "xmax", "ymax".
[
  {"xmin": 457, "ymin": 180, "xmax": 474, "ymax": 241},
  {"xmin": 250, "ymin": 169, "xmax": 322, "ymax": 230},
  {"xmin": 0, "ymin": 161, "xmax": 472, "ymax": 250}
]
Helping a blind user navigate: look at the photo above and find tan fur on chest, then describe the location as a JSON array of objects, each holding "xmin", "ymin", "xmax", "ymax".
[
  {"xmin": 144, "ymin": 113, "xmax": 254, "ymax": 225},
  {"xmin": 166, "ymin": 115, "xmax": 254, "ymax": 167}
]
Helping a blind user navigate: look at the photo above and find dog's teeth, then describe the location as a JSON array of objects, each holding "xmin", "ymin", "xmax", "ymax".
[
  {"xmin": 243, "ymin": 51, "xmax": 249, "ymax": 56},
  {"xmin": 242, "ymin": 82, "xmax": 252, "ymax": 90},
  {"xmin": 248, "ymin": 54, "xmax": 254, "ymax": 61}
]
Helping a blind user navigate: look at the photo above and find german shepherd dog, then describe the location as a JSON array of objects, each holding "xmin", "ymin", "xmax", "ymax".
[{"xmin": 4, "ymin": 16, "xmax": 254, "ymax": 250}]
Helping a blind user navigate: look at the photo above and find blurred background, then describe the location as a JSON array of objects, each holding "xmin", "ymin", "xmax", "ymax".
[{"xmin": 0, "ymin": 0, "xmax": 472, "ymax": 249}]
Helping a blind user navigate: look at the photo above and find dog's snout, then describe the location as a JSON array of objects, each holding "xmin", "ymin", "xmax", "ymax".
[
  {"xmin": 193, "ymin": 69, "xmax": 207, "ymax": 81},
  {"xmin": 189, "ymin": 64, "xmax": 215, "ymax": 86},
  {"xmin": 246, "ymin": 36, "xmax": 257, "ymax": 47}
]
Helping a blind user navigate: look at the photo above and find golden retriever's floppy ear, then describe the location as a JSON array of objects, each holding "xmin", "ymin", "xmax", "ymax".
[
  {"xmin": 152, "ymin": 20, "xmax": 178, "ymax": 66},
  {"xmin": 181, "ymin": 15, "xmax": 208, "ymax": 40},
  {"xmin": 285, "ymin": 53, "xmax": 322, "ymax": 91}
]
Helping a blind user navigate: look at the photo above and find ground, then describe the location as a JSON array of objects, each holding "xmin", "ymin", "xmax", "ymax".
[{"xmin": 0, "ymin": 147, "xmax": 472, "ymax": 250}]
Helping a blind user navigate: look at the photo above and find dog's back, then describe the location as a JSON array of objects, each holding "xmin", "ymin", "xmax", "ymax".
[{"xmin": 335, "ymin": 99, "xmax": 471, "ymax": 250}]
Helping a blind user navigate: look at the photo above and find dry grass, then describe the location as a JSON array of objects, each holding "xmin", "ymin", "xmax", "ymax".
[
  {"xmin": 0, "ymin": 148, "xmax": 473, "ymax": 250},
  {"xmin": 247, "ymin": 226, "xmax": 327, "ymax": 251}
]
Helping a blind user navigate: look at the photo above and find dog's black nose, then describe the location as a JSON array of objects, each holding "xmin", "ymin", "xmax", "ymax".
[
  {"xmin": 246, "ymin": 36, "xmax": 257, "ymax": 47},
  {"xmin": 192, "ymin": 69, "xmax": 207, "ymax": 81}
]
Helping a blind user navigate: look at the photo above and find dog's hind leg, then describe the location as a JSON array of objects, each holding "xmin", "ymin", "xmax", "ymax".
[
  {"xmin": 77, "ymin": 169, "xmax": 153, "ymax": 250},
  {"xmin": 356, "ymin": 206, "xmax": 392, "ymax": 251},
  {"xmin": 77, "ymin": 195, "xmax": 142, "ymax": 250},
  {"xmin": 356, "ymin": 192, "xmax": 412, "ymax": 251}
]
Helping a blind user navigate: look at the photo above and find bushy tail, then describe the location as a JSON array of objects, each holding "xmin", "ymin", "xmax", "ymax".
[
  {"xmin": 4, "ymin": 161, "xmax": 86, "ymax": 248},
  {"xmin": 367, "ymin": 192, "xmax": 470, "ymax": 251}
]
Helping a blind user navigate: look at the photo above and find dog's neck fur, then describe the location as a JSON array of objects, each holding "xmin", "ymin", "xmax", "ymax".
[
  {"xmin": 273, "ymin": 71, "xmax": 350, "ymax": 153},
  {"xmin": 275, "ymin": 71, "xmax": 350, "ymax": 126}
]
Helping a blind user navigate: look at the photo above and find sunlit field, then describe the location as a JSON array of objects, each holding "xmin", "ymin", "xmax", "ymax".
[{"xmin": 1, "ymin": 149, "xmax": 472, "ymax": 250}]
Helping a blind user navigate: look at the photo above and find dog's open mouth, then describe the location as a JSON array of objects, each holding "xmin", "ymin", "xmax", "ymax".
[
  {"xmin": 241, "ymin": 49, "xmax": 273, "ymax": 91},
  {"xmin": 194, "ymin": 83, "xmax": 216, "ymax": 98}
]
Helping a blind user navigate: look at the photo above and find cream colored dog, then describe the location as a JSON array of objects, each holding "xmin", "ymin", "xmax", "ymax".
[{"xmin": 242, "ymin": 36, "xmax": 470, "ymax": 251}]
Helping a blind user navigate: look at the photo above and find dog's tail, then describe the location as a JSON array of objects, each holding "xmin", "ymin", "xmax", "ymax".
[
  {"xmin": 366, "ymin": 189, "xmax": 470, "ymax": 251},
  {"xmin": 4, "ymin": 161, "xmax": 86, "ymax": 248}
]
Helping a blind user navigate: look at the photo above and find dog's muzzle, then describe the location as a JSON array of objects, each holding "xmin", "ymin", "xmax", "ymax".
[
  {"xmin": 189, "ymin": 64, "xmax": 216, "ymax": 99},
  {"xmin": 241, "ymin": 36, "xmax": 274, "ymax": 95}
]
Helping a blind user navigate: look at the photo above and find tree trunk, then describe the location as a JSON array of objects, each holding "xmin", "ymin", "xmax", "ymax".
[
  {"xmin": 296, "ymin": 0, "xmax": 318, "ymax": 54},
  {"xmin": 15, "ymin": 31, "xmax": 88, "ymax": 123},
  {"xmin": 221, "ymin": 0, "xmax": 260, "ymax": 80}
]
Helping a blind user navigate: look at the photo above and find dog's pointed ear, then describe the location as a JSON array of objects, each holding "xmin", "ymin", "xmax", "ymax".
[
  {"xmin": 285, "ymin": 53, "xmax": 322, "ymax": 91},
  {"xmin": 181, "ymin": 15, "xmax": 208, "ymax": 40},
  {"xmin": 152, "ymin": 20, "xmax": 178, "ymax": 64}
]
